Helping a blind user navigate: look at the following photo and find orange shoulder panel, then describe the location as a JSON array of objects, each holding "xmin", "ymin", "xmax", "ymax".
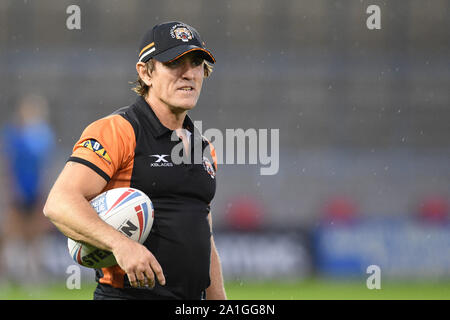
[{"xmin": 71, "ymin": 114, "xmax": 136, "ymax": 179}]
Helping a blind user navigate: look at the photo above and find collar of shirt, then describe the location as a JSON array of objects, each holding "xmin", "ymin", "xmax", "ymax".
[{"xmin": 135, "ymin": 96, "xmax": 202, "ymax": 141}]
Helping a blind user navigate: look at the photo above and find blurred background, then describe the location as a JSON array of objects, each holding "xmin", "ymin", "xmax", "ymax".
[{"xmin": 0, "ymin": 0, "xmax": 449, "ymax": 299}]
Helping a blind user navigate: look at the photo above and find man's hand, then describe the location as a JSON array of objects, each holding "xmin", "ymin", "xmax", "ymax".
[
  {"xmin": 44, "ymin": 162, "xmax": 166, "ymax": 289},
  {"xmin": 112, "ymin": 237, "xmax": 166, "ymax": 288}
]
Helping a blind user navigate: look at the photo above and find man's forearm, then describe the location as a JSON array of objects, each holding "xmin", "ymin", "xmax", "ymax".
[
  {"xmin": 44, "ymin": 184, "xmax": 126, "ymax": 253},
  {"xmin": 206, "ymin": 237, "xmax": 227, "ymax": 300}
]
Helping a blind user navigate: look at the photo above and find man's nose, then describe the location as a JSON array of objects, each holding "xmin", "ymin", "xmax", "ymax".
[{"xmin": 180, "ymin": 61, "xmax": 195, "ymax": 79}]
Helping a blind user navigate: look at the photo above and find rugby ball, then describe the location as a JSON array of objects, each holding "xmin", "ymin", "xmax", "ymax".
[{"xmin": 67, "ymin": 187, "xmax": 154, "ymax": 269}]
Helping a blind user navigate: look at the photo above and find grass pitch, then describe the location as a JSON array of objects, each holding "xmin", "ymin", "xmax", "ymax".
[{"xmin": 1, "ymin": 278, "xmax": 449, "ymax": 300}]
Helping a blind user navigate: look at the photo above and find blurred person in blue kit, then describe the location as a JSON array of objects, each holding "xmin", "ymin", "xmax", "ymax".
[{"xmin": 0, "ymin": 94, "xmax": 55, "ymax": 283}]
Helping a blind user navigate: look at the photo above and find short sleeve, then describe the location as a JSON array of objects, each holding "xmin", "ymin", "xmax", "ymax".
[{"xmin": 68, "ymin": 114, "xmax": 135, "ymax": 182}]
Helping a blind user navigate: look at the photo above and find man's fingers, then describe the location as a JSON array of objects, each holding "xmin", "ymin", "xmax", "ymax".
[
  {"xmin": 127, "ymin": 272, "xmax": 138, "ymax": 288},
  {"xmin": 130, "ymin": 264, "xmax": 161, "ymax": 288},
  {"xmin": 136, "ymin": 271, "xmax": 146, "ymax": 287},
  {"xmin": 116, "ymin": 242, "xmax": 165, "ymax": 288},
  {"xmin": 143, "ymin": 268, "xmax": 155, "ymax": 288},
  {"xmin": 149, "ymin": 257, "xmax": 166, "ymax": 286}
]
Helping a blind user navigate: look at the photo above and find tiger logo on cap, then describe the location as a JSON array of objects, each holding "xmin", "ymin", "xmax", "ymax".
[{"xmin": 171, "ymin": 25, "xmax": 193, "ymax": 42}]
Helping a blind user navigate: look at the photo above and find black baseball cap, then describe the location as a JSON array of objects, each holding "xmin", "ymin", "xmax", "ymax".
[{"xmin": 137, "ymin": 21, "xmax": 215, "ymax": 64}]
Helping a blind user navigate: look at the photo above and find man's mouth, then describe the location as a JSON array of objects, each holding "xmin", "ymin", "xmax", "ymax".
[{"xmin": 178, "ymin": 86, "xmax": 194, "ymax": 91}]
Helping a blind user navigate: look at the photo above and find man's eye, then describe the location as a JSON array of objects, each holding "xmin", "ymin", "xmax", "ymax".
[{"xmin": 192, "ymin": 58, "xmax": 203, "ymax": 66}]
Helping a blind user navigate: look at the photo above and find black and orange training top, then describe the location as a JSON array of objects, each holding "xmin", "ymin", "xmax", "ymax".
[{"xmin": 68, "ymin": 96, "xmax": 217, "ymax": 300}]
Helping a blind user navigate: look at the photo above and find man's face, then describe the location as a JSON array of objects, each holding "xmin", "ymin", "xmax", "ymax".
[{"xmin": 148, "ymin": 52, "xmax": 205, "ymax": 112}]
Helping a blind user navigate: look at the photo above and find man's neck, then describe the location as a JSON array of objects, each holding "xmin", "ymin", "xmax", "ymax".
[{"xmin": 145, "ymin": 94, "xmax": 187, "ymax": 130}]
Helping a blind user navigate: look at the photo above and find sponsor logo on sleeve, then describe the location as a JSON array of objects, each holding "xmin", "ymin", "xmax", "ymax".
[{"xmin": 79, "ymin": 139, "xmax": 112, "ymax": 164}]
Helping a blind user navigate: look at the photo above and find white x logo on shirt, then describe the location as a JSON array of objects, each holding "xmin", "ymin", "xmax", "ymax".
[{"xmin": 150, "ymin": 154, "xmax": 170, "ymax": 163}]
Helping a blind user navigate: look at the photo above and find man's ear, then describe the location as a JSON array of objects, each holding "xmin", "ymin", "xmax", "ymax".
[{"xmin": 136, "ymin": 62, "xmax": 152, "ymax": 86}]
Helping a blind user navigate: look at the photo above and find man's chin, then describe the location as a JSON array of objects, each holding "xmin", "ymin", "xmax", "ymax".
[{"xmin": 169, "ymin": 103, "xmax": 196, "ymax": 113}]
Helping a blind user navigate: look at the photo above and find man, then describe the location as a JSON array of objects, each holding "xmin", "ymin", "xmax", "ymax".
[{"xmin": 43, "ymin": 21, "xmax": 227, "ymax": 300}]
